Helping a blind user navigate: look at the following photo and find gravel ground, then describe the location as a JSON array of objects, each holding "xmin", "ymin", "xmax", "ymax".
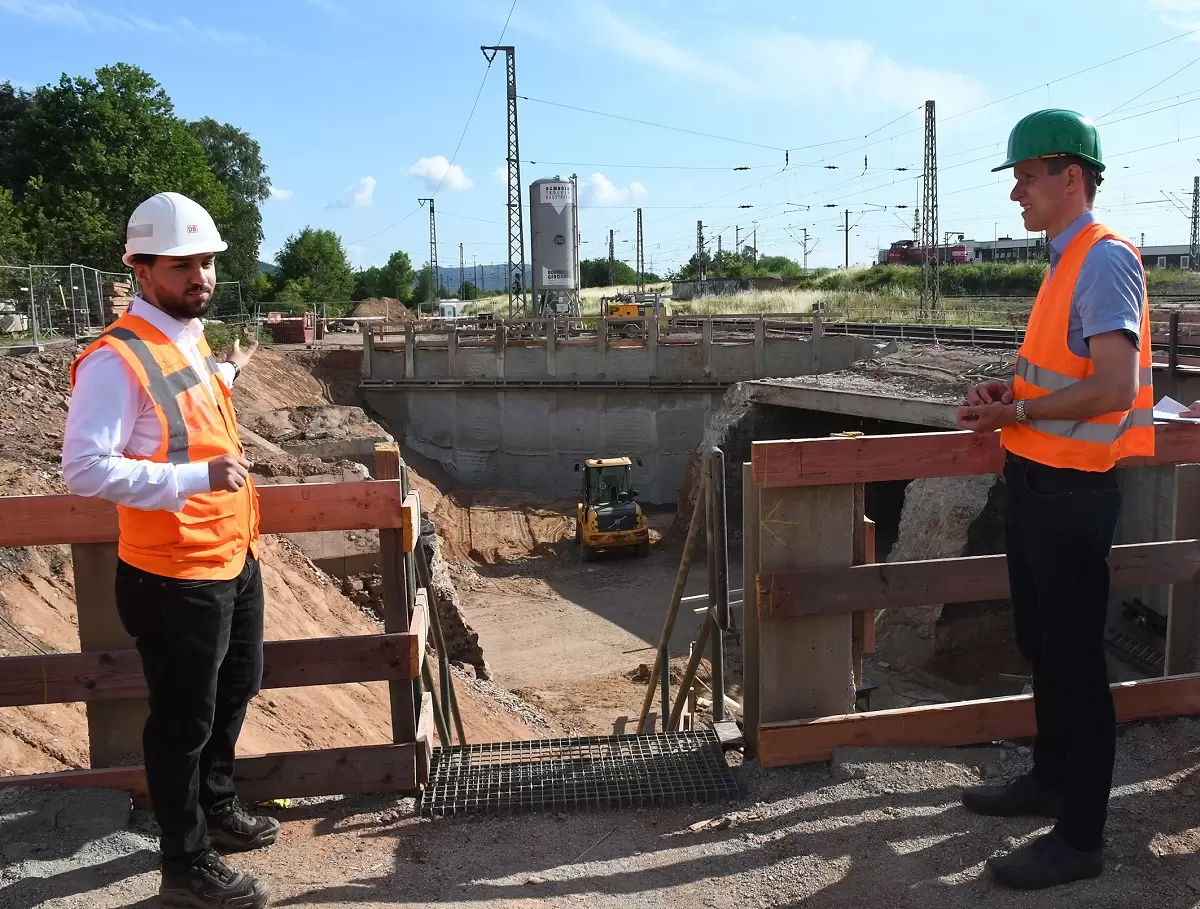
[{"xmin": 6, "ymin": 717, "xmax": 1200, "ymax": 909}]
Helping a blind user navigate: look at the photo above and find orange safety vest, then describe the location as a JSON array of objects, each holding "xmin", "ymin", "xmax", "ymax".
[
  {"xmin": 70, "ymin": 313, "xmax": 260, "ymax": 580},
  {"xmin": 1000, "ymin": 220, "xmax": 1154, "ymax": 471}
]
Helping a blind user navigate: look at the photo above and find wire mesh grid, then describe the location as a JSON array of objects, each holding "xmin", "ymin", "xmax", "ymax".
[{"xmin": 420, "ymin": 730, "xmax": 741, "ymax": 818}]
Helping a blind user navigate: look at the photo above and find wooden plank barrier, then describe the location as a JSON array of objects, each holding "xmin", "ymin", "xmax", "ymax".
[
  {"xmin": 750, "ymin": 424, "xmax": 1200, "ymax": 768},
  {"xmin": 0, "ymin": 459, "xmax": 430, "ymax": 801},
  {"xmin": 0, "ymin": 624, "xmax": 426, "ymax": 709},
  {"xmin": 758, "ymin": 673, "xmax": 1200, "ymax": 768},
  {"xmin": 0, "ymin": 742, "xmax": 418, "ymax": 807},
  {"xmin": 0, "ymin": 480, "xmax": 418, "ymax": 549}
]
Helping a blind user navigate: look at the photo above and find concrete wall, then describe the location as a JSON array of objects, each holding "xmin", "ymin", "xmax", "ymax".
[
  {"xmin": 361, "ymin": 329, "xmax": 884, "ymax": 504},
  {"xmin": 365, "ymin": 323, "xmax": 879, "ymax": 384},
  {"xmin": 363, "ymin": 388, "xmax": 719, "ymax": 505}
]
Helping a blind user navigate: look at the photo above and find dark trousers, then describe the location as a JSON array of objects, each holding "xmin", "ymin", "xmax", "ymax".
[
  {"xmin": 115, "ymin": 554, "xmax": 264, "ymax": 872},
  {"xmin": 1004, "ymin": 453, "xmax": 1122, "ymax": 851}
]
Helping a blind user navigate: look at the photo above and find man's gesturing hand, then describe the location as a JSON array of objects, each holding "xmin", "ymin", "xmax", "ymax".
[
  {"xmin": 208, "ymin": 454, "xmax": 252, "ymax": 492},
  {"xmin": 965, "ymin": 380, "xmax": 1014, "ymax": 406}
]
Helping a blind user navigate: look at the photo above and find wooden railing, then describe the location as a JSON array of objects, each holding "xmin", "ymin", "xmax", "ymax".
[
  {"xmin": 743, "ymin": 424, "xmax": 1200, "ymax": 769},
  {"xmin": 0, "ymin": 443, "xmax": 432, "ymax": 805}
]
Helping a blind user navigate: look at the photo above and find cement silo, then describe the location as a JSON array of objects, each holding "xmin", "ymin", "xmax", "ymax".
[{"xmin": 529, "ymin": 175, "xmax": 581, "ymax": 318}]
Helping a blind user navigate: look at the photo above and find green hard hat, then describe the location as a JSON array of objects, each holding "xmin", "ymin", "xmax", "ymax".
[{"xmin": 992, "ymin": 108, "xmax": 1104, "ymax": 173}]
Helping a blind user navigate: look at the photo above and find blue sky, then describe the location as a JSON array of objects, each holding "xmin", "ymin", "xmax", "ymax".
[{"xmin": 2, "ymin": 0, "xmax": 1199, "ymax": 274}]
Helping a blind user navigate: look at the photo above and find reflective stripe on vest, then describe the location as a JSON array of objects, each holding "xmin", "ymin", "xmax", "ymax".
[
  {"xmin": 70, "ymin": 313, "xmax": 260, "ymax": 580},
  {"xmin": 103, "ymin": 326, "xmax": 211, "ymax": 465},
  {"xmin": 999, "ymin": 220, "xmax": 1155, "ymax": 471},
  {"xmin": 1014, "ymin": 356, "xmax": 1154, "ymax": 394}
]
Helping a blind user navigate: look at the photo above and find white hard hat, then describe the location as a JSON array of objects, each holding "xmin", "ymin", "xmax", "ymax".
[{"xmin": 122, "ymin": 192, "xmax": 228, "ymax": 267}]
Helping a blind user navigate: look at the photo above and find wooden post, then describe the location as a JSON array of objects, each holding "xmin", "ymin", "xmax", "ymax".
[
  {"xmin": 1168, "ymin": 464, "xmax": 1200, "ymax": 675},
  {"xmin": 447, "ymin": 321, "xmax": 458, "ymax": 377},
  {"xmin": 862, "ymin": 518, "xmax": 876, "ymax": 654},
  {"xmin": 702, "ymin": 319, "xmax": 713, "ymax": 377},
  {"xmin": 851, "ymin": 484, "xmax": 866, "ymax": 688},
  {"xmin": 73, "ymin": 542, "xmax": 146, "ymax": 767},
  {"xmin": 757, "ymin": 472, "xmax": 856, "ymax": 723},
  {"xmin": 545, "ymin": 319, "xmax": 556, "ymax": 378},
  {"xmin": 404, "ymin": 324, "xmax": 416, "ymax": 379},
  {"xmin": 754, "ymin": 316, "xmax": 765, "ymax": 378},
  {"xmin": 374, "ymin": 444, "xmax": 417, "ymax": 743},
  {"xmin": 742, "ymin": 463, "xmax": 760, "ymax": 757}
]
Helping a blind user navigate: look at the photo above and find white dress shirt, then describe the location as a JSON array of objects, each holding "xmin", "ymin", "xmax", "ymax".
[{"xmin": 63, "ymin": 296, "xmax": 238, "ymax": 513}]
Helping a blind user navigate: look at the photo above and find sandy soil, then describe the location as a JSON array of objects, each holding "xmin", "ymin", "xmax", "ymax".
[{"xmin": 0, "ymin": 345, "xmax": 553, "ymax": 779}]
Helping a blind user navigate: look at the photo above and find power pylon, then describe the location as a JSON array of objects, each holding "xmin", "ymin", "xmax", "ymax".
[
  {"xmin": 697, "ymin": 221, "xmax": 707, "ymax": 281},
  {"xmin": 608, "ymin": 230, "xmax": 615, "ymax": 287},
  {"xmin": 459, "ymin": 243, "xmax": 465, "ymax": 297},
  {"xmin": 921, "ymin": 99, "xmax": 939, "ymax": 318},
  {"xmin": 636, "ymin": 208, "xmax": 645, "ymax": 293},
  {"xmin": 419, "ymin": 198, "xmax": 437, "ymax": 309},
  {"xmin": 1191, "ymin": 175, "xmax": 1199, "ymax": 272},
  {"xmin": 481, "ymin": 45, "xmax": 527, "ymax": 318}
]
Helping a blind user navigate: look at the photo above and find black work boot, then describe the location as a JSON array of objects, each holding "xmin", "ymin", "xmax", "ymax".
[
  {"xmin": 207, "ymin": 801, "xmax": 281, "ymax": 853},
  {"xmin": 987, "ymin": 830, "xmax": 1104, "ymax": 889},
  {"xmin": 160, "ymin": 849, "xmax": 271, "ymax": 908},
  {"xmin": 962, "ymin": 772, "xmax": 1063, "ymax": 818}
]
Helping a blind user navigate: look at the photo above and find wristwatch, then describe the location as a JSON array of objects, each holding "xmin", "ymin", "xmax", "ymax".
[
  {"xmin": 226, "ymin": 361, "xmax": 241, "ymax": 383},
  {"xmin": 1015, "ymin": 399, "xmax": 1029, "ymax": 423}
]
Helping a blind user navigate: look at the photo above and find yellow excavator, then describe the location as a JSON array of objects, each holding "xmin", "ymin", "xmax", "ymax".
[{"xmin": 574, "ymin": 457, "xmax": 650, "ymax": 560}]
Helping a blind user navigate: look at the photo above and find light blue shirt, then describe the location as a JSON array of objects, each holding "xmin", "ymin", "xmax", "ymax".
[{"xmin": 1047, "ymin": 210, "xmax": 1145, "ymax": 358}]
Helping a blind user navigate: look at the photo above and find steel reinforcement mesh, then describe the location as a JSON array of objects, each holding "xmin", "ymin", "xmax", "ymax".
[{"xmin": 419, "ymin": 730, "xmax": 741, "ymax": 817}]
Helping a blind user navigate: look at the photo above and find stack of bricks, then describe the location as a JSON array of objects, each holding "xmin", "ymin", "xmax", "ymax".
[{"xmin": 104, "ymin": 281, "xmax": 133, "ymax": 324}]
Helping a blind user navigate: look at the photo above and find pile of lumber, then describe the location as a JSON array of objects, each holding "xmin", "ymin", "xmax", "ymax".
[{"xmin": 104, "ymin": 280, "xmax": 133, "ymax": 323}]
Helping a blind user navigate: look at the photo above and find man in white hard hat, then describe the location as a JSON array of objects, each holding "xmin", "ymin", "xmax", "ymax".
[{"xmin": 64, "ymin": 192, "xmax": 274, "ymax": 909}]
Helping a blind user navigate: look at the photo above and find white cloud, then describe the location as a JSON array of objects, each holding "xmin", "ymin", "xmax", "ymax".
[
  {"xmin": 324, "ymin": 176, "xmax": 376, "ymax": 209},
  {"xmin": 576, "ymin": 2, "xmax": 984, "ymax": 111},
  {"xmin": 734, "ymin": 30, "xmax": 985, "ymax": 112},
  {"xmin": 408, "ymin": 155, "xmax": 473, "ymax": 192},
  {"xmin": 581, "ymin": 173, "xmax": 648, "ymax": 207},
  {"xmin": 0, "ymin": 0, "xmax": 267, "ymax": 48},
  {"xmin": 269, "ymin": 187, "xmax": 294, "ymax": 201},
  {"xmin": 492, "ymin": 165, "xmax": 508, "ymax": 185}
]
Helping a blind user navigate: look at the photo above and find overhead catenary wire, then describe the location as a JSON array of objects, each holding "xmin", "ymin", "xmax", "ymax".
[
  {"xmin": 1097, "ymin": 54, "xmax": 1200, "ymax": 122},
  {"xmin": 431, "ymin": 0, "xmax": 519, "ymax": 196}
]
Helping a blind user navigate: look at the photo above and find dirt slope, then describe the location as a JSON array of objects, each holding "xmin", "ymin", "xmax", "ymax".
[{"xmin": 0, "ymin": 346, "xmax": 552, "ymax": 778}]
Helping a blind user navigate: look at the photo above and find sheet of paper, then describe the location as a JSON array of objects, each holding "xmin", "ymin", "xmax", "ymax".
[{"xmin": 1154, "ymin": 395, "xmax": 1200, "ymax": 423}]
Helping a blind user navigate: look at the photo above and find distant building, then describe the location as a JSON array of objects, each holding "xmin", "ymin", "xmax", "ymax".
[{"xmin": 1138, "ymin": 245, "xmax": 1192, "ymax": 270}]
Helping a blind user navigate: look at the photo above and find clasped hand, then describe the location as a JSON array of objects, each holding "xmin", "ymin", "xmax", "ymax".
[{"xmin": 956, "ymin": 380, "xmax": 1017, "ymax": 433}]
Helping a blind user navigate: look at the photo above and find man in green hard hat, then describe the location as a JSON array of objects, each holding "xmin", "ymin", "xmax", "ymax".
[{"xmin": 956, "ymin": 109, "xmax": 1153, "ymax": 889}]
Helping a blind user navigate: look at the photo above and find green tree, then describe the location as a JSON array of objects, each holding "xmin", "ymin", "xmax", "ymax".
[
  {"xmin": 0, "ymin": 188, "xmax": 31, "ymax": 264},
  {"xmin": 352, "ymin": 266, "xmax": 386, "ymax": 301},
  {"xmin": 459, "ymin": 280, "xmax": 480, "ymax": 300},
  {"xmin": 274, "ymin": 227, "xmax": 353, "ymax": 301},
  {"xmin": 352, "ymin": 250, "xmax": 416, "ymax": 302},
  {"xmin": 187, "ymin": 118, "xmax": 271, "ymax": 288},
  {"xmin": 0, "ymin": 64, "xmax": 227, "ymax": 267},
  {"xmin": 248, "ymin": 272, "xmax": 275, "ymax": 303},
  {"xmin": 579, "ymin": 256, "xmax": 660, "ymax": 287}
]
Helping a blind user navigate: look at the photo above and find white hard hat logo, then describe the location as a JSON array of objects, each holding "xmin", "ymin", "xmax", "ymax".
[{"xmin": 122, "ymin": 192, "xmax": 227, "ymax": 267}]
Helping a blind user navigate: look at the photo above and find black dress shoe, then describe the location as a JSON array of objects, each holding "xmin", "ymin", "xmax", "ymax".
[
  {"xmin": 160, "ymin": 849, "xmax": 271, "ymax": 908},
  {"xmin": 987, "ymin": 830, "xmax": 1104, "ymax": 889},
  {"xmin": 207, "ymin": 800, "xmax": 281, "ymax": 853},
  {"xmin": 962, "ymin": 772, "xmax": 1063, "ymax": 818}
]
